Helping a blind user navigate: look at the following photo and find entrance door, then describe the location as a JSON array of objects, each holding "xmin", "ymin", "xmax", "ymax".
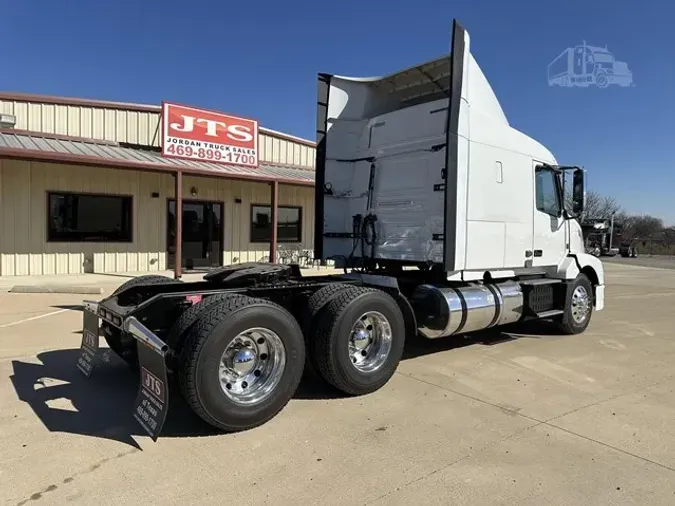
[{"xmin": 168, "ymin": 200, "xmax": 223, "ymax": 269}]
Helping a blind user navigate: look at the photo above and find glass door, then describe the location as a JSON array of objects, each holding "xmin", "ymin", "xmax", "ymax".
[{"xmin": 168, "ymin": 200, "xmax": 223, "ymax": 269}]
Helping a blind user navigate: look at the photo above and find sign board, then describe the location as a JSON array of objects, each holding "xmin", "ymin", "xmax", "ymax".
[{"xmin": 161, "ymin": 102, "xmax": 259, "ymax": 168}]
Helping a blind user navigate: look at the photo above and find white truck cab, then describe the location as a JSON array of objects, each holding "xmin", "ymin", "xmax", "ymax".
[{"xmin": 315, "ymin": 19, "xmax": 604, "ymax": 330}]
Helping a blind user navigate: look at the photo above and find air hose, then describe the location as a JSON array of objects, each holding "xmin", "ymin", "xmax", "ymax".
[{"xmin": 360, "ymin": 213, "xmax": 377, "ymax": 270}]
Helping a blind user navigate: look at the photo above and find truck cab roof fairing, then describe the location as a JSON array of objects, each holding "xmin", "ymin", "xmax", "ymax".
[{"xmin": 327, "ymin": 50, "xmax": 509, "ymax": 127}]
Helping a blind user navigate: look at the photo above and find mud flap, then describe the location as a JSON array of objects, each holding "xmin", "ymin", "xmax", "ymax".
[
  {"xmin": 77, "ymin": 301, "xmax": 101, "ymax": 377},
  {"xmin": 123, "ymin": 317, "xmax": 170, "ymax": 441}
]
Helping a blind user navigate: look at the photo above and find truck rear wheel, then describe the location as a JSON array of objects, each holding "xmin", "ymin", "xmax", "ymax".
[
  {"xmin": 112, "ymin": 274, "xmax": 182, "ymax": 296},
  {"xmin": 166, "ymin": 292, "xmax": 247, "ymax": 369},
  {"xmin": 558, "ymin": 273, "xmax": 593, "ymax": 335},
  {"xmin": 313, "ymin": 287, "xmax": 405, "ymax": 395},
  {"xmin": 178, "ymin": 296, "xmax": 305, "ymax": 432},
  {"xmin": 303, "ymin": 283, "xmax": 358, "ymax": 375},
  {"xmin": 103, "ymin": 274, "xmax": 182, "ymax": 366}
]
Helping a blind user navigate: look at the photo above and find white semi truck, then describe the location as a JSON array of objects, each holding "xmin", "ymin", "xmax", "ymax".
[{"xmin": 78, "ymin": 20, "xmax": 605, "ymax": 440}]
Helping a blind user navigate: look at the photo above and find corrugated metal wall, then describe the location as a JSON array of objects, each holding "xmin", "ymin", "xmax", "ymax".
[
  {"xmin": 0, "ymin": 159, "xmax": 315, "ymax": 276},
  {"xmin": 0, "ymin": 98, "xmax": 316, "ymax": 169}
]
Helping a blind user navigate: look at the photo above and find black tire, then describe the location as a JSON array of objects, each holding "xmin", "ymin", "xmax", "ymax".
[
  {"xmin": 558, "ymin": 273, "xmax": 594, "ymax": 335},
  {"xmin": 178, "ymin": 296, "xmax": 305, "ymax": 432},
  {"xmin": 166, "ymin": 293, "xmax": 248, "ymax": 367},
  {"xmin": 313, "ymin": 287, "xmax": 405, "ymax": 395},
  {"xmin": 302, "ymin": 283, "xmax": 359, "ymax": 375},
  {"xmin": 113, "ymin": 274, "xmax": 182, "ymax": 296},
  {"xmin": 104, "ymin": 275, "xmax": 182, "ymax": 366}
]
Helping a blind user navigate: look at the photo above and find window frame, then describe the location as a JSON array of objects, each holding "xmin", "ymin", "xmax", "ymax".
[
  {"xmin": 534, "ymin": 166, "xmax": 563, "ymax": 218},
  {"xmin": 46, "ymin": 190, "xmax": 134, "ymax": 243},
  {"xmin": 249, "ymin": 204, "xmax": 303, "ymax": 243}
]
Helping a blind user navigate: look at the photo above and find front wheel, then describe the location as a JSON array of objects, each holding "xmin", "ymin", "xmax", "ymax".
[
  {"xmin": 558, "ymin": 274, "xmax": 594, "ymax": 334},
  {"xmin": 595, "ymin": 71, "xmax": 609, "ymax": 89}
]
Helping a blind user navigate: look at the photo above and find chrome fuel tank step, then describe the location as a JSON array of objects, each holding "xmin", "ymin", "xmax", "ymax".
[{"xmin": 410, "ymin": 281, "xmax": 524, "ymax": 339}]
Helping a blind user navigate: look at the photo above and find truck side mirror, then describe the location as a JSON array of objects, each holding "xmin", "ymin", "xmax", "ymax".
[{"xmin": 572, "ymin": 169, "xmax": 585, "ymax": 216}]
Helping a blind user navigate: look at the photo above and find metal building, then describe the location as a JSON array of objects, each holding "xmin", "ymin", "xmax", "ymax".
[{"xmin": 0, "ymin": 93, "xmax": 316, "ymax": 277}]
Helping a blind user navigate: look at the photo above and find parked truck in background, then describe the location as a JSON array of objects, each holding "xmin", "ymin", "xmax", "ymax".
[
  {"xmin": 581, "ymin": 218, "xmax": 619, "ymax": 256},
  {"xmin": 77, "ymin": 20, "xmax": 605, "ymax": 441},
  {"xmin": 581, "ymin": 217, "xmax": 638, "ymax": 258}
]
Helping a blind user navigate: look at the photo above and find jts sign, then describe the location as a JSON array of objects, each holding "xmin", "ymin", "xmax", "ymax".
[{"xmin": 161, "ymin": 102, "xmax": 259, "ymax": 168}]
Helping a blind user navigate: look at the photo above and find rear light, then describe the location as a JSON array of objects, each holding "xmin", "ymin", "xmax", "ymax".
[{"xmin": 186, "ymin": 295, "xmax": 203, "ymax": 305}]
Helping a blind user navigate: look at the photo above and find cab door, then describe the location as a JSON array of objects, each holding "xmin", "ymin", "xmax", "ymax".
[{"xmin": 532, "ymin": 162, "xmax": 567, "ymax": 268}]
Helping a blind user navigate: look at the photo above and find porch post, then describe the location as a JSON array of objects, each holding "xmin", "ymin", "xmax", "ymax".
[
  {"xmin": 175, "ymin": 170, "xmax": 183, "ymax": 279},
  {"xmin": 269, "ymin": 181, "xmax": 278, "ymax": 263}
]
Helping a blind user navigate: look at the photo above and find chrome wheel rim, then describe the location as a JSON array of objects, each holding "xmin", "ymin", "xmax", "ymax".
[
  {"xmin": 219, "ymin": 328, "xmax": 286, "ymax": 405},
  {"xmin": 348, "ymin": 311, "xmax": 392, "ymax": 373},
  {"xmin": 571, "ymin": 286, "xmax": 591, "ymax": 324}
]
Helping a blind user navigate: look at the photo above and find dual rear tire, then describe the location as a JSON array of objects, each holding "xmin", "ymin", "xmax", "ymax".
[
  {"xmin": 307, "ymin": 285, "xmax": 406, "ymax": 395},
  {"xmin": 177, "ymin": 295, "xmax": 305, "ymax": 432},
  {"xmin": 176, "ymin": 285, "xmax": 406, "ymax": 432}
]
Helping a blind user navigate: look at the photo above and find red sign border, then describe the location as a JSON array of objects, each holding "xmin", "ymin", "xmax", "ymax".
[{"xmin": 160, "ymin": 100, "xmax": 259, "ymax": 169}]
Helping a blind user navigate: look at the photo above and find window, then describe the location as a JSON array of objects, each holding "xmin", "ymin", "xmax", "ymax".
[
  {"xmin": 250, "ymin": 205, "xmax": 302, "ymax": 243},
  {"xmin": 535, "ymin": 168, "xmax": 561, "ymax": 217},
  {"xmin": 47, "ymin": 192, "xmax": 133, "ymax": 242}
]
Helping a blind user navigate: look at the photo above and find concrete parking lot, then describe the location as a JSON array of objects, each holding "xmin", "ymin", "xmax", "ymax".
[
  {"xmin": 604, "ymin": 254, "xmax": 675, "ymax": 271},
  {"xmin": 1, "ymin": 262, "xmax": 675, "ymax": 505}
]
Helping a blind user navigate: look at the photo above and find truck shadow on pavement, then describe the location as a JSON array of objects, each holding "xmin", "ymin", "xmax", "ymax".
[
  {"xmin": 9, "ymin": 350, "xmax": 227, "ymax": 449},
  {"xmin": 8, "ymin": 320, "xmax": 561, "ymax": 447}
]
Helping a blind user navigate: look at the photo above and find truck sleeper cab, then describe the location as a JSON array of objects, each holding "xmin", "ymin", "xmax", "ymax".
[{"xmin": 76, "ymin": 20, "xmax": 604, "ymax": 442}]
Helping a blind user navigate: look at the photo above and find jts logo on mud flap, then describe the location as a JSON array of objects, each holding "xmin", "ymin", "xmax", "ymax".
[
  {"xmin": 141, "ymin": 367, "xmax": 165, "ymax": 402},
  {"xmin": 83, "ymin": 330, "xmax": 97, "ymax": 349}
]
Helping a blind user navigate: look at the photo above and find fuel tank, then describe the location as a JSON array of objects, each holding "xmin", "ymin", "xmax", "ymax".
[{"xmin": 410, "ymin": 280, "xmax": 524, "ymax": 338}]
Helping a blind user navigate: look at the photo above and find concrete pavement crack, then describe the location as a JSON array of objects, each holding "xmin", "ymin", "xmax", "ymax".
[
  {"xmin": 362, "ymin": 419, "xmax": 545, "ymax": 505},
  {"xmin": 539, "ymin": 421, "xmax": 675, "ymax": 473},
  {"xmin": 542, "ymin": 374, "xmax": 674, "ymax": 425},
  {"xmin": 395, "ymin": 371, "xmax": 544, "ymax": 424},
  {"xmin": 392, "ymin": 370, "xmax": 675, "ymax": 484},
  {"xmin": 15, "ymin": 447, "xmax": 139, "ymax": 506}
]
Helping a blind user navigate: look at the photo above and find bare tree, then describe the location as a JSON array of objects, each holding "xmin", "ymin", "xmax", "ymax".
[
  {"xmin": 622, "ymin": 215, "xmax": 664, "ymax": 240},
  {"xmin": 583, "ymin": 191, "xmax": 622, "ymax": 219},
  {"xmin": 562, "ymin": 184, "xmax": 622, "ymax": 220}
]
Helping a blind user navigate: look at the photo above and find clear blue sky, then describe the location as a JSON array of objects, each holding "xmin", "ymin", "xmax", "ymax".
[{"xmin": 3, "ymin": 0, "xmax": 674, "ymax": 223}]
